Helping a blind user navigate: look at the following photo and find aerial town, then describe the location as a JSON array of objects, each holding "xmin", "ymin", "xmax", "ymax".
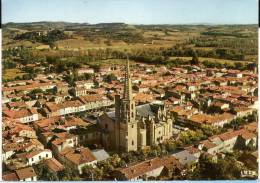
[
  {"xmin": 2, "ymin": 55, "xmax": 258, "ymax": 180},
  {"xmin": 1, "ymin": 0, "xmax": 259, "ymax": 179}
]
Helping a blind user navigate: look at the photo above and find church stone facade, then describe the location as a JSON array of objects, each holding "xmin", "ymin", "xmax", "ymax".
[{"xmin": 98, "ymin": 59, "xmax": 173, "ymax": 152}]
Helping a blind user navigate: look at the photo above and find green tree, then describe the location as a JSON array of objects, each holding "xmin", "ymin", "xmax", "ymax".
[
  {"xmin": 82, "ymin": 165, "xmax": 103, "ymax": 181},
  {"xmin": 190, "ymin": 51, "xmax": 199, "ymax": 65},
  {"xmin": 104, "ymin": 73, "xmax": 117, "ymax": 83}
]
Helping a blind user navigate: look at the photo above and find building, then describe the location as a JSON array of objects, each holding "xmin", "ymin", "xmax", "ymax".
[
  {"xmin": 3, "ymin": 167, "xmax": 37, "ymax": 181},
  {"xmin": 44, "ymin": 158, "xmax": 65, "ymax": 174},
  {"xmin": 98, "ymin": 59, "xmax": 173, "ymax": 152},
  {"xmin": 18, "ymin": 149, "xmax": 53, "ymax": 166},
  {"xmin": 58, "ymin": 147, "xmax": 97, "ymax": 174},
  {"xmin": 112, "ymin": 156, "xmax": 183, "ymax": 180},
  {"xmin": 3, "ymin": 109, "xmax": 39, "ymax": 123}
]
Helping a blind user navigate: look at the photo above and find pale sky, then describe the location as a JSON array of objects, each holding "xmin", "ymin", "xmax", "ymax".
[{"xmin": 2, "ymin": 0, "xmax": 259, "ymax": 24}]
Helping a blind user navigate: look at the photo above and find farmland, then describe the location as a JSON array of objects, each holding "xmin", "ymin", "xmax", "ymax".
[{"xmin": 2, "ymin": 22, "xmax": 258, "ymax": 81}]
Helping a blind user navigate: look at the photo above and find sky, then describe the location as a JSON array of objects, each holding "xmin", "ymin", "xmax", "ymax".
[{"xmin": 2, "ymin": 0, "xmax": 259, "ymax": 24}]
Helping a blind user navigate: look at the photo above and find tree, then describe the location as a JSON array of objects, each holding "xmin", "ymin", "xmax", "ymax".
[
  {"xmin": 245, "ymin": 139, "xmax": 256, "ymax": 151},
  {"xmin": 59, "ymin": 164, "xmax": 81, "ymax": 181},
  {"xmin": 191, "ymin": 153, "xmax": 242, "ymax": 180},
  {"xmin": 33, "ymin": 163, "xmax": 59, "ymax": 181},
  {"xmin": 82, "ymin": 165, "xmax": 103, "ymax": 181},
  {"xmin": 234, "ymin": 62, "xmax": 243, "ymax": 70},
  {"xmin": 104, "ymin": 73, "xmax": 117, "ymax": 83},
  {"xmin": 190, "ymin": 51, "xmax": 199, "ymax": 65}
]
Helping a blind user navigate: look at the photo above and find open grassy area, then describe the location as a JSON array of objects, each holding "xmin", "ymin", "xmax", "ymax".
[
  {"xmin": 2, "ymin": 22, "xmax": 258, "ymax": 69},
  {"xmin": 3, "ymin": 68, "xmax": 26, "ymax": 80},
  {"xmin": 170, "ymin": 56, "xmax": 252, "ymax": 65}
]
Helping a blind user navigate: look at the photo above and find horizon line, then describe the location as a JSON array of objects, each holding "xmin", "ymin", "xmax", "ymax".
[{"xmin": 3, "ymin": 20, "xmax": 258, "ymax": 26}]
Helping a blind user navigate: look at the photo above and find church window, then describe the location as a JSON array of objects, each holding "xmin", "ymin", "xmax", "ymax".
[
  {"xmin": 132, "ymin": 140, "xmax": 134, "ymax": 145},
  {"xmin": 132, "ymin": 124, "xmax": 134, "ymax": 128},
  {"xmin": 132, "ymin": 112, "xmax": 134, "ymax": 117},
  {"xmin": 131, "ymin": 104, "xmax": 134, "ymax": 109}
]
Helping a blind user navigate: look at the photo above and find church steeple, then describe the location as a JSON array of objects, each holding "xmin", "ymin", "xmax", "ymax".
[
  {"xmin": 123, "ymin": 57, "xmax": 132, "ymax": 100},
  {"xmin": 114, "ymin": 56, "xmax": 138, "ymax": 152}
]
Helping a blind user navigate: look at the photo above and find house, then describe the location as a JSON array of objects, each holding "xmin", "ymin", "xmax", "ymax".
[
  {"xmin": 210, "ymin": 101, "xmax": 230, "ymax": 110},
  {"xmin": 6, "ymin": 101, "xmax": 28, "ymax": 110},
  {"xmin": 44, "ymin": 158, "xmax": 65, "ymax": 174},
  {"xmin": 75, "ymin": 80, "xmax": 95, "ymax": 89},
  {"xmin": 71, "ymin": 87, "xmax": 90, "ymax": 97},
  {"xmin": 134, "ymin": 93, "xmax": 154, "ymax": 105},
  {"xmin": 244, "ymin": 122, "xmax": 258, "ymax": 133},
  {"xmin": 43, "ymin": 100, "xmax": 86, "ymax": 117},
  {"xmin": 3, "ymin": 167, "xmax": 37, "ymax": 181},
  {"xmin": 77, "ymin": 68, "xmax": 95, "ymax": 75},
  {"xmin": 198, "ymin": 127, "xmax": 257, "ymax": 155},
  {"xmin": 34, "ymin": 116, "xmax": 89, "ymax": 134},
  {"xmin": 2, "ymin": 120, "xmax": 37, "ymax": 139},
  {"xmin": 59, "ymin": 147, "xmax": 97, "ymax": 174},
  {"xmin": 78, "ymin": 94, "xmax": 114, "ymax": 110},
  {"xmin": 69, "ymin": 123, "xmax": 102, "ymax": 147},
  {"xmin": 16, "ymin": 167, "xmax": 37, "ymax": 181},
  {"xmin": 2, "ymin": 139, "xmax": 44, "ymax": 162},
  {"xmin": 2, "ymin": 172, "xmax": 19, "ymax": 181},
  {"xmin": 51, "ymin": 132, "xmax": 79, "ymax": 155},
  {"xmin": 5, "ymin": 156, "xmax": 28, "ymax": 171},
  {"xmin": 188, "ymin": 113, "xmax": 235, "ymax": 127},
  {"xmin": 112, "ymin": 156, "xmax": 183, "ymax": 180},
  {"xmin": 16, "ymin": 149, "xmax": 53, "ymax": 166},
  {"xmin": 3, "ymin": 108, "xmax": 39, "ymax": 123},
  {"xmin": 233, "ymin": 107, "xmax": 254, "ymax": 118}
]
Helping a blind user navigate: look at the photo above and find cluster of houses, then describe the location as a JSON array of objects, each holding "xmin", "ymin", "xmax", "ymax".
[
  {"xmin": 112, "ymin": 121, "xmax": 257, "ymax": 180},
  {"xmin": 2, "ymin": 63, "xmax": 258, "ymax": 181}
]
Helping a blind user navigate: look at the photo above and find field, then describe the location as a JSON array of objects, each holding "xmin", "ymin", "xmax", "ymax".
[
  {"xmin": 2, "ymin": 22, "xmax": 258, "ymax": 81},
  {"xmin": 2, "ymin": 68, "xmax": 26, "ymax": 80},
  {"xmin": 170, "ymin": 57, "xmax": 252, "ymax": 66}
]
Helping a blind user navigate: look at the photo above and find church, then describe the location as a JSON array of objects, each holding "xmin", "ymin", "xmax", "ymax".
[{"xmin": 98, "ymin": 59, "xmax": 173, "ymax": 152}]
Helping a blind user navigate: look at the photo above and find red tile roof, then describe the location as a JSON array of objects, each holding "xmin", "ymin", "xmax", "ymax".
[
  {"xmin": 64, "ymin": 147, "xmax": 97, "ymax": 165},
  {"xmin": 15, "ymin": 167, "xmax": 36, "ymax": 180},
  {"xmin": 2, "ymin": 172, "xmax": 19, "ymax": 181},
  {"xmin": 44, "ymin": 158, "xmax": 65, "ymax": 172},
  {"xmin": 115, "ymin": 156, "xmax": 181, "ymax": 180}
]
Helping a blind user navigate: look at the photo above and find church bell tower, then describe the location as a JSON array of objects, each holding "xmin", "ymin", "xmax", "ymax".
[{"xmin": 115, "ymin": 57, "xmax": 138, "ymax": 152}]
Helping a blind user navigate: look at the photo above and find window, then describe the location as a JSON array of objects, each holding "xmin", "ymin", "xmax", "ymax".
[
  {"xmin": 39, "ymin": 156, "xmax": 41, "ymax": 159},
  {"xmin": 132, "ymin": 125, "xmax": 134, "ymax": 128},
  {"xmin": 46, "ymin": 154, "xmax": 48, "ymax": 158},
  {"xmin": 132, "ymin": 112, "xmax": 134, "ymax": 118},
  {"xmin": 105, "ymin": 124, "xmax": 108, "ymax": 129},
  {"xmin": 132, "ymin": 140, "xmax": 134, "ymax": 145},
  {"xmin": 31, "ymin": 158, "xmax": 34, "ymax": 161}
]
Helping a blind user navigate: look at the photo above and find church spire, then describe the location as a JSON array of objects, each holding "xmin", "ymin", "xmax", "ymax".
[{"xmin": 123, "ymin": 56, "xmax": 132, "ymax": 100}]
